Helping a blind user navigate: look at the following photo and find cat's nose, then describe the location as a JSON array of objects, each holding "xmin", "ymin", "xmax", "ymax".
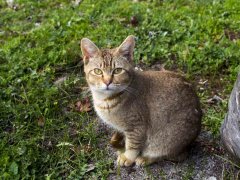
[{"xmin": 103, "ymin": 78, "xmax": 112, "ymax": 87}]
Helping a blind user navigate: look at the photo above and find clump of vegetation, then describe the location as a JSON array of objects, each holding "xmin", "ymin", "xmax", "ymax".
[{"xmin": 0, "ymin": 0, "xmax": 239, "ymax": 178}]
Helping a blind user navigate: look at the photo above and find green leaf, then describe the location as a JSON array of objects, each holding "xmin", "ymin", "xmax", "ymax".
[{"xmin": 9, "ymin": 162, "xmax": 18, "ymax": 175}]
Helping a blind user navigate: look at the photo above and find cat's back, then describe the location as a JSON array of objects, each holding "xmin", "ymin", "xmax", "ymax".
[
  {"xmin": 138, "ymin": 70, "xmax": 193, "ymax": 94},
  {"xmin": 135, "ymin": 70, "xmax": 201, "ymax": 155},
  {"xmin": 136, "ymin": 70, "xmax": 201, "ymax": 113},
  {"xmin": 141, "ymin": 70, "xmax": 189, "ymax": 86}
]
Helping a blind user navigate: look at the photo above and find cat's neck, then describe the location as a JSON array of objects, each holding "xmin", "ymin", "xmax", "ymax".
[
  {"xmin": 91, "ymin": 90, "xmax": 125, "ymax": 101},
  {"xmin": 91, "ymin": 89, "xmax": 126, "ymax": 111}
]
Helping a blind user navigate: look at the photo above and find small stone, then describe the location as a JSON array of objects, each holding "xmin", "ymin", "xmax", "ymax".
[{"xmin": 205, "ymin": 176, "xmax": 217, "ymax": 180}]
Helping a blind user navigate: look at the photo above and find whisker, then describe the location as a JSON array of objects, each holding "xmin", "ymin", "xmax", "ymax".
[{"xmin": 124, "ymin": 87, "xmax": 139, "ymax": 97}]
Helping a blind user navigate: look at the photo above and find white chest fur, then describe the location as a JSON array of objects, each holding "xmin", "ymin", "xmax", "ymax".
[{"xmin": 92, "ymin": 91, "xmax": 125, "ymax": 132}]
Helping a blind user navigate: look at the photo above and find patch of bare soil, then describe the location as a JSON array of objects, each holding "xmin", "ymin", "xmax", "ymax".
[{"xmin": 97, "ymin": 122, "xmax": 239, "ymax": 180}]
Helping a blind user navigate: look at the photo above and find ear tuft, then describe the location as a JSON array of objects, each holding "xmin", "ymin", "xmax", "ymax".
[
  {"xmin": 80, "ymin": 38, "xmax": 99, "ymax": 63},
  {"xmin": 117, "ymin": 35, "xmax": 135, "ymax": 61}
]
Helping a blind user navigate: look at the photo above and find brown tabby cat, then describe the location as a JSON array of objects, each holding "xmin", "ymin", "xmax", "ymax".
[{"xmin": 80, "ymin": 35, "xmax": 202, "ymax": 166}]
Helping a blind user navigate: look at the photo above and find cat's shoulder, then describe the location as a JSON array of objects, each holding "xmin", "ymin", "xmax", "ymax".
[
  {"xmin": 138, "ymin": 69, "xmax": 193, "ymax": 88},
  {"xmin": 140, "ymin": 69, "xmax": 186, "ymax": 80}
]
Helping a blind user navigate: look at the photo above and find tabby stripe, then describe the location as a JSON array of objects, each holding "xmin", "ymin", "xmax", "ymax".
[
  {"xmin": 103, "ymin": 91, "xmax": 124, "ymax": 101},
  {"xmin": 97, "ymin": 100, "xmax": 121, "ymax": 110},
  {"xmin": 113, "ymin": 61, "xmax": 116, "ymax": 69},
  {"xmin": 127, "ymin": 143, "xmax": 142, "ymax": 149},
  {"xmin": 127, "ymin": 141, "xmax": 141, "ymax": 146},
  {"xmin": 127, "ymin": 146, "xmax": 139, "ymax": 150},
  {"xmin": 126, "ymin": 137, "xmax": 142, "ymax": 144}
]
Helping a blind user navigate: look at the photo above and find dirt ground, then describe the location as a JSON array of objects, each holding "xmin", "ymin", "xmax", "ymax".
[{"xmin": 97, "ymin": 122, "xmax": 239, "ymax": 180}]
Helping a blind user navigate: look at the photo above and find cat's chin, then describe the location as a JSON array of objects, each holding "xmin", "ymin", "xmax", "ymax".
[
  {"xmin": 90, "ymin": 85, "xmax": 123, "ymax": 93},
  {"xmin": 90, "ymin": 86, "xmax": 125, "ymax": 99},
  {"xmin": 89, "ymin": 84, "xmax": 129, "ymax": 99},
  {"xmin": 92, "ymin": 88, "xmax": 119, "ymax": 95}
]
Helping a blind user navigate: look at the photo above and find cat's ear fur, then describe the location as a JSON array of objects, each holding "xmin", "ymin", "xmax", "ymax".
[
  {"xmin": 81, "ymin": 38, "xmax": 100, "ymax": 64},
  {"xmin": 117, "ymin": 35, "xmax": 135, "ymax": 61}
]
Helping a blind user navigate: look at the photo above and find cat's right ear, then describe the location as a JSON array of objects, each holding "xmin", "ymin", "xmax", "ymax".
[
  {"xmin": 81, "ymin": 38, "xmax": 100, "ymax": 64},
  {"xmin": 117, "ymin": 35, "xmax": 135, "ymax": 62}
]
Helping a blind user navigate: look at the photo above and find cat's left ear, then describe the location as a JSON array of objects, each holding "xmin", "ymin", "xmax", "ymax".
[
  {"xmin": 81, "ymin": 38, "xmax": 100, "ymax": 64},
  {"xmin": 117, "ymin": 35, "xmax": 135, "ymax": 61}
]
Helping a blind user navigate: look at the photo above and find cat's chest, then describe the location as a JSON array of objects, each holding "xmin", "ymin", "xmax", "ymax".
[{"xmin": 94, "ymin": 100, "xmax": 125, "ymax": 131}]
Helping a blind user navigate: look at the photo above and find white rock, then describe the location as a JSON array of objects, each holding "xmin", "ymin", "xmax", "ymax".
[{"xmin": 205, "ymin": 176, "xmax": 217, "ymax": 180}]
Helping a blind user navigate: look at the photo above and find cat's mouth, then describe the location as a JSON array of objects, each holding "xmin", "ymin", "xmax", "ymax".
[
  {"xmin": 106, "ymin": 86, "xmax": 112, "ymax": 91},
  {"xmin": 104, "ymin": 84, "xmax": 118, "ymax": 91},
  {"xmin": 93, "ymin": 85, "xmax": 116, "ymax": 92},
  {"xmin": 91, "ymin": 84, "xmax": 127, "ymax": 94}
]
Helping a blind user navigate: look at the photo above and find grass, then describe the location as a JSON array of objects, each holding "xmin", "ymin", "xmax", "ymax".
[{"xmin": 0, "ymin": 0, "xmax": 240, "ymax": 178}]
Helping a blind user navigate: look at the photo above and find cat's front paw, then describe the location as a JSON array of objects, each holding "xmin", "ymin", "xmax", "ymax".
[
  {"xmin": 135, "ymin": 156, "xmax": 147, "ymax": 166},
  {"xmin": 117, "ymin": 153, "xmax": 134, "ymax": 167},
  {"xmin": 135, "ymin": 156, "xmax": 155, "ymax": 166}
]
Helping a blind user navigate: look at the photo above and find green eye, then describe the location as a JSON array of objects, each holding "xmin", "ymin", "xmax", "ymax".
[
  {"xmin": 114, "ymin": 68, "xmax": 123, "ymax": 74},
  {"xmin": 94, "ymin": 68, "xmax": 103, "ymax": 75}
]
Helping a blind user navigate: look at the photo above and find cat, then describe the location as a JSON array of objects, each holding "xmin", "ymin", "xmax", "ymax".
[{"xmin": 80, "ymin": 35, "xmax": 202, "ymax": 166}]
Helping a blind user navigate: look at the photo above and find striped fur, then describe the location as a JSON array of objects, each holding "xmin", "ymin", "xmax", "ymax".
[{"xmin": 81, "ymin": 36, "xmax": 202, "ymax": 167}]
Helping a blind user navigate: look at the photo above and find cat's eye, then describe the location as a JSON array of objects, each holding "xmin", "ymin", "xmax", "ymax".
[
  {"xmin": 113, "ymin": 68, "xmax": 123, "ymax": 75},
  {"xmin": 93, "ymin": 68, "xmax": 103, "ymax": 75}
]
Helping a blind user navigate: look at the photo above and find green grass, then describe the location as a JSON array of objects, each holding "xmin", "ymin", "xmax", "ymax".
[{"xmin": 0, "ymin": 0, "xmax": 240, "ymax": 178}]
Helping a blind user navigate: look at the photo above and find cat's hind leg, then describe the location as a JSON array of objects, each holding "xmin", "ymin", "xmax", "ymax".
[
  {"xmin": 168, "ymin": 150, "xmax": 189, "ymax": 162},
  {"xmin": 135, "ymin": 150, "xmax": 188, "ymax": 166},
  {"xmin": 110, "ymin": 131, "xmax": 125, "ymax": 149}
]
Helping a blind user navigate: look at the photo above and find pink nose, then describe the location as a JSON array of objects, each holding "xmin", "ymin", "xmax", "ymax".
[{"xmin": 103, "ymin": 78, "xmax": 112, "ymax": 86}]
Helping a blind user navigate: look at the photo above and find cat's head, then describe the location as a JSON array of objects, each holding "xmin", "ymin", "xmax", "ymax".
[{"xmin": 80, "ymin": 36, "xmax": 135, "ymax": 95}]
